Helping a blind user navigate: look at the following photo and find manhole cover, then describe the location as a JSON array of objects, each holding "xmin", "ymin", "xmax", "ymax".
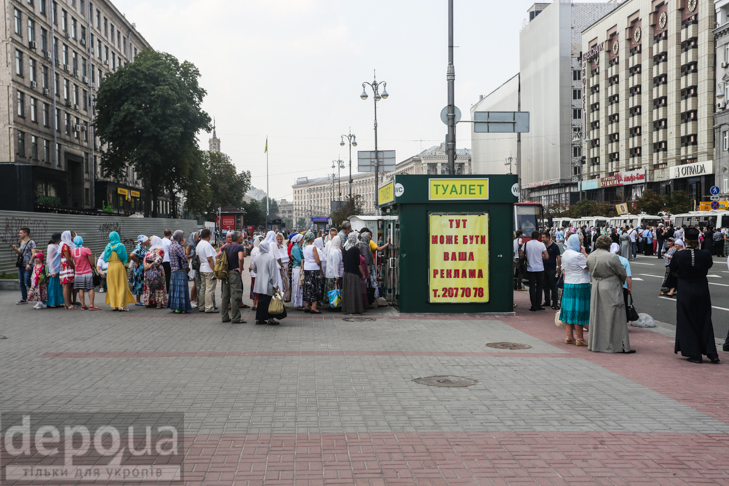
[
  {"xmin": 413, "ymin": 376, "xmax": 478, "ymax": 387},
  {"xmin": 343, "ymin": 317, "xmax": 376, "ymax": 322},
  {"xmin": 486, "ymin": 342, "xmax": 532, "ymax": 350}
]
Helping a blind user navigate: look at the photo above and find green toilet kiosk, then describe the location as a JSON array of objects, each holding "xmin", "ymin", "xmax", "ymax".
[{"xmin": 378, "ymin": 174, "xmax": 518, "ymax": 314}]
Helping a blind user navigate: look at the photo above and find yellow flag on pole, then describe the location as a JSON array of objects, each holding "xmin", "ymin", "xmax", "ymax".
[{"xmin": 264, "ymin": 138, "xmax": 268, "ymax": 153}]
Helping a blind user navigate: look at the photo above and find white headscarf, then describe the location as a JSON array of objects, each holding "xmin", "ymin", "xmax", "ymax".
[
  {"xmin": 674, "ymin": 239, "xmax": 684, "ymax": 248},
  {"xmin": 291, "ymin": 234, "xmax": 304, "ymax": 244},
  {"xmin": 149, "ymin": 236, "xmax": 163, "ymax": 251},
  {"xmin": 344, "ymin": 231, "xmax": 360, "ymax": 251},
  {"xmin": 60, "ymin": 231, "xmax": 74, "ymax": 250},
  {"xmin": 263, "ymin": 231, "xmax": 276, "ymax": 246},
  {"xmin": 610, "ymin": 243, "xmax": 620, "ymax": 254},
  {"xmin": 331, "ymin": 235, "xmax": 342, "ymax": 250}
]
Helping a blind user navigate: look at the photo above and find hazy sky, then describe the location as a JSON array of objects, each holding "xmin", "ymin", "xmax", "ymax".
[{"xmin": 112, "ymin": 0, "xmax": 607, "ymax": 200}]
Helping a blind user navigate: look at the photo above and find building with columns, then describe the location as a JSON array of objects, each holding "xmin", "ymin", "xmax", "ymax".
[
  {"xmin": 0, "ymin": 0, "xmax": 153, "ymax": 214},
  {"xmin": 292, "ymin": 143, "xmax": 471, "ymax": 225},
  {"xmin": 582, "ymin": 0, "xmax": 715, "ymax": 207}
]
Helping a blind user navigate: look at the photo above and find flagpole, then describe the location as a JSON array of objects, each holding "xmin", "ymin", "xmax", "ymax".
[{"xmin": 266, "ymin": 136, "xmax": 269, "ymax": 231}]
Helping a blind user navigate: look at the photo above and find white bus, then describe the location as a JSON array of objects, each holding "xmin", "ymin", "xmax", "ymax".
[
  {"xmin": 673, "ymin": 211, "xmax": 729, "ymax": 229},
  {"xmin": 606, "ymin": 214, "xmax": 663, "ymax": 228},
  {"xmin": 571, "ymin": 216, "xmax": 609, "ymax": 228}
]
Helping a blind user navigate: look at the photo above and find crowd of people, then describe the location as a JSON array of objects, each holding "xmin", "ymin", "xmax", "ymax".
[
  {"xmin": 514, "ymin": 222, "xmax": 729, "ymax": 363},
  {"xmin": 10, "ymin": 220, "xmax": 389, "ymax": 324}
]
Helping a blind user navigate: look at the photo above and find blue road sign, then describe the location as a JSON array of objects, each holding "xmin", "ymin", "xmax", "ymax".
[
  {"xmin": 711, "ymin": 201, "xmax": 720, "ymax": 210},
  {"xmin": 710, "ymin": 186, "xmax": 720, "ymax": 196}
]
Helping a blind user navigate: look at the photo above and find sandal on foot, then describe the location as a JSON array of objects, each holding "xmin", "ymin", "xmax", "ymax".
[
  {"xmin": 576, "ymin": 340, "xmax": 588, "ymax": 347},
  {"xmin": 565, "ymin": 339, "xmax": 576, "ymax": 345}
]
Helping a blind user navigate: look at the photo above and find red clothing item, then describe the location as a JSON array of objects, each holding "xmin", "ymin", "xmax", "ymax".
[
  {"xmin": 72, "ymin": 247, "xmax": 93, "ymax": 275},
  {"xmin": 288, "ymin": 242, "xmax": 294, "ymax": 257}
]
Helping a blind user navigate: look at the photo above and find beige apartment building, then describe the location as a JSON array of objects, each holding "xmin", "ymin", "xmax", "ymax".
[
  {"xmin": 292, "ymin": 143, "xmax": 471, "ymax": 226},
  {"xmin": 581, "ymin": 0, "xmax": 715, "ymax": 207},
  {"xmin": 0, "ymin": 0, "xmax": 154, "ymax": 214}
]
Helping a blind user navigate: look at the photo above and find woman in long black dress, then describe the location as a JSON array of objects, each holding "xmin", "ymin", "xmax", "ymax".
[{"xmin": 669, "ymin": 228, "xmax": 720, "ymax": 364}]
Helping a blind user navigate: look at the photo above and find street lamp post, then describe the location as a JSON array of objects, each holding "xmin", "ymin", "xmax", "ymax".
[
  {"xmin": 504, "ymin": 156, "xmax": 514, "ymax": 175},
  {"xmin": 340, "ymin": 131, "xmax": 357, "ymax": 199},
  {"xmin": 332, "ymin": 159, "xmax": 345, "ymax": 201},
  {"xmin": 361, "ymin": 72, "xmax": 388, "ymax": 213}
]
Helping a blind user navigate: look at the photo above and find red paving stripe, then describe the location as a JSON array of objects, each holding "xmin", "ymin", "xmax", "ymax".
[
  {"xmin": 41, "ymin": 350, "xmax": 570, "ymax": 359},
  {"xmin": 5, "ymin": 431, "xmax": 726, "ymax": 485},
  {"xmin": 508, "ymin": 291, "xmax": 729, "ymax": 426}
]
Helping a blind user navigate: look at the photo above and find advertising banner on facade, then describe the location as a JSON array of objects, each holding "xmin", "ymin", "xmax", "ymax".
[
  {"xmin": 670, "ymin": 160, "xmax": 713, "ymax": 180},
  {"xmin": 620, "ymin": 169, "xmax": 646, "ymax": 185},
  {"xmin": 428, "ymin": 213, "xmax": 489, "ymax": 303},
  {"xmin": 221, "ymin": 216, "xmax": 235, "ymax": 230},
  {"xmin": 428, "ymin": 179, "xmax": 489, "ymax": 200}
]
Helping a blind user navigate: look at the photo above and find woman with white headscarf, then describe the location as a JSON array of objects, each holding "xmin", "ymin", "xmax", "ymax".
[
  {"xmin": 290, "ymin": 234, "xmax": 305, "ymax": 309},
  {"xmin": 252, "ymin": 241, "xmax": 287, "ymax": 325},
  {"xmin": 342, "ymin": 231, "xmax": 364, "ymax": 315},
  {"xmin": 143, "ymin": 236, "xmax": 167, "ymax": 308},
  {"xmin": 302, "ymin": 232, "xmax": 323, "ymax": 314},
  {"xmin": 275, "ymin": 232, "xmax": 291, "ymax": 302},
  {"xmin": 559, "ymin": 234, "xmax": 590, "ymax": 345},
  {"xmin": 263, "ymin": 231, "xmax": 282, "ymax": 289},
  {"xmin": 324, "ymin": 236, "xmax": 343, "ymax": 308},
  {"xmin": 248, "ymin": 236, "xmax": 263, "ymax": 310}
]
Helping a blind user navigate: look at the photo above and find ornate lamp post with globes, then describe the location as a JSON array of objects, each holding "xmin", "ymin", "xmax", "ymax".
[
  {"xmin": 340, "ymin": 131, "xmax": 357, "ymax": 199},
  {"xmin": 360, "ymin": 73, "xmax": 388, "ymax": 212}
]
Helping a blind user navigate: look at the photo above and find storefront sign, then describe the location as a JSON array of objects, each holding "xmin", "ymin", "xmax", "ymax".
[
  {"xmin": 580, "ymin": 179, "xmax": 599, "ymax": 191},
  {"xmin": 429, "ymin": 213, "xmax": 489, "ymax": 304},
  {"xmin": 130, "ymin": 190, "xmax": 140, "ymax": 198},
  {"xmin": 620, "ymin": 168, "xmax": 645, "ymax": 185},
  {"xmin": 379, "ymin": 182, "xmax": 394, "ymax": 205},
  {"xmin": 583, "ymin": 42, "xmax": 605, "ymax": 62},
  {"xmin": 600, "ymin": 174, "xmax": 622, "ymax": 188},
  {"xmin": 221, "ymin": 216, "xmax": 236, "ymax": 229},
  {"xmin": 429, "ymin": 179, "xmax": 489, "ymax": 200},
  {"xmin": 117, "ymin": 188, "xmax": 129, "ymax": 196},
  {"xmin": 670, "ymin": 160, "xmax": 713, "ymax": 180}
]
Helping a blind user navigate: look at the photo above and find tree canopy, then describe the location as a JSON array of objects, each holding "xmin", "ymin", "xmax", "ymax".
[
  {"xmin": 94, "ymin": 48, "xmax": 211, "ymax": 217},
  {"xmin": 183, "ymin": 151, "xmax": 251, "ymax": 221}
]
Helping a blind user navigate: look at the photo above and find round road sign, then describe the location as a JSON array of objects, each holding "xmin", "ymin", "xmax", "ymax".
[
  {"xmin": 710, "ymin": 186, "xmax": 720, "ymax": 196},
  {"xmin": 711, "ymin": 201, "xmax": 720, "ymax": 210}
]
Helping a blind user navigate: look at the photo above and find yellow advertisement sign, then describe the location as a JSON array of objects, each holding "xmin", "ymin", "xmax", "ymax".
[
  {"xmin": 616, "ymin": 203, "xmax": 629, "ymax": 215},
  {"xmin": 429, "ymin": 178, "xmax": 489, "ymax": 200},
  {"xmin": 379, "ymin": 182, "xmax": 394, "ymax": 205},
  {"xmin": 117, "ymin": 188, "xmax": 129, "ymax": 196},
  {"xmin": 699, "ymin": 201, "xmax": 729, "ymax": 211},
  {"xmin": 429, "ymin": 213, "xmax": 489, "ymax": 303},
  {"xmin": 130, "ymin": 190, "xmax": 140, "ymax": 198}
]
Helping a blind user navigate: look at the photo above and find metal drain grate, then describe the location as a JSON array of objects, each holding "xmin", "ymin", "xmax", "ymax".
[
  {"xmin": 486, "ymin": 342, "xmax": 532, "ymax": 350},
  {"xmin": 413, "ymin": 376, "xmax": 478, "ymax": 387},
  {"xmin": 343, "ymin": 317, "xmax": 376, "ymax": 322}
]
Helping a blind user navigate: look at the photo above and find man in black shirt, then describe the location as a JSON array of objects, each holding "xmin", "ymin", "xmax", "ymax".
[
  {"xmin": 220, "ymin": 232, "xmax": 246, "ymax": 324},
  {"xmin": 656, "ymin": 224, "xmax": 665, "ymax": 258},
  {"xmin": 541, "ymin": 231, "xmax": 562, "ymax": 310}
]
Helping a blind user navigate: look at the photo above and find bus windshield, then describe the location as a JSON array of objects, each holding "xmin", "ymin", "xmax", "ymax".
[
  {"xmin": 515, "ymin": 205, "xmax": 541, "ymax": 235},
  {"xmin": 641, "ymin": 218, "xmax": 661, "ymax": 226}
]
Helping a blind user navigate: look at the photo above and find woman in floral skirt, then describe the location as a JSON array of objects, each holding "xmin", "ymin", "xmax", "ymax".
[
  {"xmin": 143, "ymin": 236, "xmax": 167, "ymax": 308},
  {"xmin": 129, "ymin": 235, "xmax": 149, "ymax": 306},
  {"xmin": 28, "ymin": 252, "xmax": 48, "ymax": 309}
]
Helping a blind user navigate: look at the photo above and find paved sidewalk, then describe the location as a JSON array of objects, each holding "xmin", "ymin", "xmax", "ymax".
[{"xmin": 0, "ymin": 281, "xmax": 727, "ymax": 485}]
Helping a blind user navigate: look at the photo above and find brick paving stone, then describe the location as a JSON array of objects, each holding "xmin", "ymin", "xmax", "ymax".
[{"xmin": 1, "ymin": 284, "xmax": 729, "ymax": 485}]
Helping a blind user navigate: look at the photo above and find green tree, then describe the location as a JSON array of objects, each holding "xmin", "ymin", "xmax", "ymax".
[
  {"xmin": 635, "ymin": 189, "xmax": 665, "ymax": 215},
  {"xmin": 663, "ymin": 190, "xmax": 693, "ymax": 214},
  {"xmin": 296, "ymin": 217, "xmax": 307, "ymax": 229},
  {"xmin": 191, "ymin": 152, "xmax": 250, "ymax": 221},
  {"xmin": 572, "ymin": 199, "xmax": 599, "ymax": 217},
  {"xmin": 259, "ymin": 197, "xmax": 279, "ymax": 219},
  {"xmin": 330, "ymin": 195, "xmax": 362, "ymax": 227},
  {"xmin": 95, "ymin": 48, "xmax": 211, "ymax": 217},
  {"xmin": 241, "ymin": 200, "xmax": 266, "ymax": 228}
]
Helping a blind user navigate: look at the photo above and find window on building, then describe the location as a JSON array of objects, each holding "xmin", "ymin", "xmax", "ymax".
[
  {"xmin": 17, "ymin": 91, "xmax": 25, "ymax": 117},
  {"xmin": 110, "ymin": 24, "xmax": 114, "ymax": 41},
  {"xmin": 56, "ymin": 143, "xmax": 61, "ymax": 167},
  {"xmin": 43, "ymin": 102, "xmax": 49, "ymax": 127},
  {"xmin": 572, "ymin": 108, "xmax": 582, "ymax": 120},
  {"xmin": 726, "ymin": 44, "xmax": 729, "ymax": 64},
  {"xmin": 31, "ymin": 136, "xmax": 38, "ymax": 160},
  {"xmin": 572, "ymin": 89, "xmax": 581, "ymax": 100},
  {"xmin": 73, "ymin": 84, "xmax": 78, "ymax": 105},
  {"xmin": 72, "ymin": 51, "xmax": 77, "ymax": 74},
  {"xmin": 63, "ymin": 78, "xmax": 69, "ymax": 99},
  {"xmin": 117, "ymin": 31, "xmax": 120, "ymax": 48},
  {"xmin": 29, "ymin": 58, "xmax": 36, "ymax": 83},
  {"xmin": 42, "ymin": 65, "xmax": 49, "ymax": 89},
  {"xmin": 123, "ymin": 36, "xmax": 127, "ymax": 56},
  {"xmin": 80, "ymin": 25, "xmax": 85, "ymax": 43},
  {"xmin": 62, "ymin": 9, "xmax": 67, "ymax": 31},
  {"xmin": 64, "ymin": 112, "xmax": 70, "ymax": 133},
  {"xmin": 15, "ymin": 50, "xmax": 23, "ymax": 76},
  {"xmin": 97, "ymin": 39, "xmax": 101, "ymax": 59},
  {"xmin": 103, "ymin": 17, "xmax": 107, "ymax": 37},
  {"xmin": 72, "ymin": 18, "xmax": 77, "ymax": 38},
  {"xmin": 724, "ymin": 131, "xmax": 729, "ymax": 151},
  {"xmin": 18, "ymin": 131, "xmax": 26, "ymax": 157},
  {"xmin": 82, "ymin": 57, "xmax": 87, "ymax": 78},
  {"xmin": 28, "ymin": 19, "xmax": 36, "ymax": 43},
  {"xmin": 44, "ymin": 139, "xmax": 50, "ymax": 162},
  {"xmin": 573, "ymin": 146, "xmax": 582, "ymax": 158},
  {"xmin": 112, "ymin": 52, "xmax": 115, "ymax": 69},
  {"xmin": 83, "ymin": 121, "xmax": 88, "ymax": 141},
  {"xmin": 96, "ymin": 10, "xmax": 100, "ymax": 29},
  {"xmin": 14, "ymin": 8, "xmax": 22, "ymax": 36},
  {"xmin": 55, "ymin": 108, "xmax": 60, "ymax": 131},
  {"xmin": 41, "ymin": 27, "xmax": 48, "ymax": 51},
  {"xmin": 104, "ymin": 45, "xmax": 108, "ymax": 62},
  {"xmin": 74, "ymin": 116, "xmax": 79, "ymax": 138},
  {"xmin": 62, "ymin": 44, "xmax": 68, "ymax": 65},
  {"xmin": 52, "ymin": 1, "xmax": 56, "ymax": 24},
  {"xmin": 30, "ymin": 97, "xmax": 37, "ymax": 122},
  {"xmin": 82, "ymin": 89, "xmax": 88, "ymax": 110},
  {"xmin": 40, "ymin": 0, "xmax": 46, "ymax": 16},
  {"xmin": 54, "ymin": 73, "xmax": 59, "ymax": 95}
]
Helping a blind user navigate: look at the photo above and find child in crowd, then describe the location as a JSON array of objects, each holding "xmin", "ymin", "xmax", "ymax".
[{"xmin": 28, "ymin": 252, "xmax": 48, "ymax": 309}]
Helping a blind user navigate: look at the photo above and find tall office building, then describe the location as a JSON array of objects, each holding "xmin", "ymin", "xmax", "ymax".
[
  {"xmin": 582, "ymin": 0, "xmax": 715, "ymax": 205},
  {"xmin": 0, "ymin": 0, "xmax": 154, "ymax": 214}
]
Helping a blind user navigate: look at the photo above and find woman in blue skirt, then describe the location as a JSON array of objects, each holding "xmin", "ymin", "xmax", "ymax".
[
  {"xmin": 167, "ymin": 230, "xmax": 192, "ymax": 314},
  {"xmin": 559, "ymin": 234, "xmax": 591, "ymax": 346}
]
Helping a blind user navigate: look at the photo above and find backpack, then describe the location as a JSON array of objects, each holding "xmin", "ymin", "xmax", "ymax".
[
  {"xmin": 191, "ymin": 254, "xmax": 201, "ymax": 272},
  {"xmin": 214, "ymin": 247, "xmax": 228, "ymax": 280},
  {"xmin": 147, "ymin": 267, "xmax": 165, "ymax": 291}
]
